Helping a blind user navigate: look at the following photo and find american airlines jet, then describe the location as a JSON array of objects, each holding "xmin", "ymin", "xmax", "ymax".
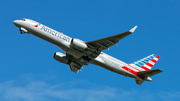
[{"xmin": 13, "ymin": 18, "xmax": 163, "ymax": 85}]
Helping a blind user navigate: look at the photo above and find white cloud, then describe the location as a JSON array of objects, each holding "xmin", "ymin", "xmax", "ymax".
[
  {"xmin": 0, "ymin": 79, "xmax": 179, "ymax": 101},
  {"xmin": 0, "ymin": 80, "xmax": 118, "ymax": 101}
]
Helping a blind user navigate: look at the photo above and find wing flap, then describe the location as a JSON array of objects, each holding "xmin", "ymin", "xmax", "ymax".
[
  {"xmin": 66, "ymin": 53, "xmax": 85, "ymax": 73},
  {"xmin": 69, "ymin": 62, "xmax": 83, "ymax": 73}
]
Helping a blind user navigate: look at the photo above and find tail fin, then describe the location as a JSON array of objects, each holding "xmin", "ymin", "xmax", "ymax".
[{"xmin": 129, "ymin": 54, "xmax": 160, "ymax": 71}]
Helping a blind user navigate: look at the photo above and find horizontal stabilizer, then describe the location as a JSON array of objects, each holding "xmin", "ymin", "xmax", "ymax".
[{"xmin": 137, "ymin": 69, "xmax": 163, "ymax": 77}]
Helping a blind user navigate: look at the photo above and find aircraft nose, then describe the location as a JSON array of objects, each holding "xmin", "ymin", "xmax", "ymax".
[
  {"xmin": 13, "ymin": 20, "xmax": 20, "ymax": 28},
  {"xmin": 13, "ymin": 20, "xmax": 18, "ymax": 25}
]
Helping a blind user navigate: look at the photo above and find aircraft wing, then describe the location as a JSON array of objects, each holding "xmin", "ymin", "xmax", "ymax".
[
  {"xmin": 86, "ymin": 26, "xmax": 137, "ymax": 58},
  {"xmin": 69, "ymin": 62, "xmax": 83, "ymax": 73},
  {"xmin": 66, "ymin": 53, "xmax": 84, "ymax": 73}
]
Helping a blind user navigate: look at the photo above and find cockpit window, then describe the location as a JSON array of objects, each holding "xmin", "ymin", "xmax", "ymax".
[{"xmin": 19, "ymin": 19, "xmax": 26, "ymax": 21}]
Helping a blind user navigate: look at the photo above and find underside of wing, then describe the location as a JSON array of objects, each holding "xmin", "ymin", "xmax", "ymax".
[
  {"xmin": 85, "ymin": 26, "xmax": 137, "ymax": 58},
  {"xmin": 66, "ymin": 53, "xmax": 85, "ymax": 73},
  {"xmin": 69, "ymin": 62, "xmax": 83, "ymax": 73}
]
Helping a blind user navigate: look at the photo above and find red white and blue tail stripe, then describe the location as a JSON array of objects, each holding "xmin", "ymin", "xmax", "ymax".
[{"xmin": 129, "ymin": 54, "xmax": 160, "ymax": 71}]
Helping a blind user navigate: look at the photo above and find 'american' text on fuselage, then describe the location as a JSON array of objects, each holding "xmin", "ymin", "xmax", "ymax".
[{"xmin": 41, "ymin": 25, "xmax": 71, "ymax": 42}]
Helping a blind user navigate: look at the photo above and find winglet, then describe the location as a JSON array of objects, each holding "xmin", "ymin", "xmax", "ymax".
[{"xmin": 129, "ymin": 26, "xmax": 138, "ymax": 33}]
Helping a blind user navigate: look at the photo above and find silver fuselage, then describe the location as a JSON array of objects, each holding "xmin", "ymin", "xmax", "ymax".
[{"xmin": 13, "ymin": 19, "xmax": 138, "ymax": 79}]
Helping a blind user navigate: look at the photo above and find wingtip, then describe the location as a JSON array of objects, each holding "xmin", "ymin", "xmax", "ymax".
[
  {"xmin": 159, "ymin": 69, "xmax": 163, "ymax": 72},
  {"xmin": 130, "ymin": 25, "xmax": 138, "ymax": 33}
]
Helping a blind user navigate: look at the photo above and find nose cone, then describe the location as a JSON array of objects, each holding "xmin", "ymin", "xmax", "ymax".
[
  {"xmin": 13, "ymin": 20, "xmax": 18, "ymax": 25},
  {"xmin": 13, "ymin": 20, "xmax": 20, "ymax": 28}
]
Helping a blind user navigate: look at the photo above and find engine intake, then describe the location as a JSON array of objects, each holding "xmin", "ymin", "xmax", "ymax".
[
  {"xmin": 70, "ymin": 38, "xmax": 88, "ymax": 51},
  {"xmin": 53, "ymin": 52, "xmax": 71, "ymax": 64}
]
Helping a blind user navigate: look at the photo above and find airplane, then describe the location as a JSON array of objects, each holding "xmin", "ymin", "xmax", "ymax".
[{"xmin": 13, "ymin": 18, "xmax": 163, "ymax": 85}]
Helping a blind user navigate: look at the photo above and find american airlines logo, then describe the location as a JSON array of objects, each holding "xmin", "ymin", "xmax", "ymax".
[{"xmin": 34, "ymin": 23, "xmax": 41, "ymax": 27}]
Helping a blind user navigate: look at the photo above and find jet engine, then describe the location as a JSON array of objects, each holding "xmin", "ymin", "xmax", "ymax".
[
  {"xmin": 70, "ymin": 38, "xmax": 88, "ymax": 51},
  {"xmin": 20, "ymin": 27, "xmax": 28, "ymax": 34},
  {"xmin": 53, "ymin": 52, "xmax": 71, "ymax": 64}
]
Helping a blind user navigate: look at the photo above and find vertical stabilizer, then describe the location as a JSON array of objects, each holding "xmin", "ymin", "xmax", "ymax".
[{"xmin": 129, "ymin": 54, "xmax": 160, "ymax": 71}]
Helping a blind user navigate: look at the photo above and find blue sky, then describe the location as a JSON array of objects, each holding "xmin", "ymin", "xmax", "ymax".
[{"xmin": 0, "ymin": 0, "xmax": 180, "ymax": 101}]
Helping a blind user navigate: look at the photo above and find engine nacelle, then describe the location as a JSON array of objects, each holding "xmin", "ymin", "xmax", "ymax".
[
  {"xmin": 53, "ymin": 52, "xmax": 70, "ymax": 64},
  {"xmin": 70, "ymin": 38, "xmax": 88, "ymax": 51}
]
